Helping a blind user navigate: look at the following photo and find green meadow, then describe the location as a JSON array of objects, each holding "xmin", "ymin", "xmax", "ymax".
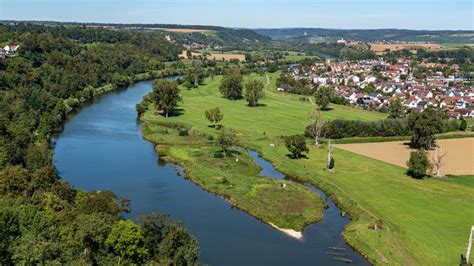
[{"xmin": 141, "ymin": 72, "xmax": 473, "ymax": 265}]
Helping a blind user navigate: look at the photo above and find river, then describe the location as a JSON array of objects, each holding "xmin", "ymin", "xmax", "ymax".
[{"xmin": 53, "ymin": 79, "xmax": 368, "ymax": 265}]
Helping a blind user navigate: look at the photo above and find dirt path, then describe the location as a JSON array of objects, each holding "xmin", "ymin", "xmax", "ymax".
[{"xmin": 335, "ymin": 138, "xmax": 474, "ymax": 175}]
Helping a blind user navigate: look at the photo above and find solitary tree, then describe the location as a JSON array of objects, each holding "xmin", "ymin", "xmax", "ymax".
[
  {"xmin": 152, "ymin": 79, "xmax": 182, "ymax": 118},
  {"xmin": 244, "ymin": 79, "xmax": 265, "ymax": 107},
  {"xmin": 314, "ymin": 86, "xmax": 334, "ymax": 111},
  {"xmin": 408, "ymin": 107, "xmax": 443, "ymax": 149},
  {"xmin": 284, "ymin": 135, "xmax": 309, "ymax": 159},
  {"xmin": 306, "ymin": 109, "xmax": 326, "ymax": 146},
  {"xmin": 184, "ymin": 67, "xmax": 204, "ymax": 89},
  {"xmin": 204, "ymin": 107, "xmax": 224, "ymax": 128},
  {"xmin": 406, "ymin": 150, "xmax": 432, "ymax": 179},
  {"xmin": 388, "ymin": 98, "xmax": 405, "ymax": 119},
  {"xmin": 217, "ymin": 130, "xmax": 236, "ymax": 157},
  {"xmin": 219, "ymin": 68, "xmax": 243, "ymax": 100}
]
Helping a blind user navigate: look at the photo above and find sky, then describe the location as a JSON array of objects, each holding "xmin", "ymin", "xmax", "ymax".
[{"xmin": 0, "ymin": 0, "xmax": 473, "ymax": 30}]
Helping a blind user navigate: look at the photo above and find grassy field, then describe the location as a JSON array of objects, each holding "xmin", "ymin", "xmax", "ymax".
[
  {"xmin": 144, "ymin": 72, "xmax": 386, "ymax": 137},
  {"xmin": 141, "ymin": 72, "xmax": 473, "ymax": 265},
  {"xmin": 283, "ymin": 51, "xmax": 320, "ymax": 61}
]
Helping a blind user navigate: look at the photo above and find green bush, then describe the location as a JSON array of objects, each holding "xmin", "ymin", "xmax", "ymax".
[
  {"xmin": 406, "ymin": 150, "xmax": 432, "ymax": 179},
  {"xmin": 155, "ymin": 145, "xmax": 168, "ymax": 157},
  {"xmin": 459, "ymin": 119, "xmax": 467, "ymax": 131},
  {"xmin": 178, "ymin": 128, "xmax": 189, "ymax": 136}
]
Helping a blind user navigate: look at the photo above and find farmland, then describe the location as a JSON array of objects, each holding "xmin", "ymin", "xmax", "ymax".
[
  {"xmin": 179, "ymin": 50, "xmax": 246, "ymax": 61},
  {"xmin": 335, "ymin": 138, "xmax": 474, "ymax": 175},
  {"xmin": 370, "ymin": 43, "xmax": 444, "ymax": 54}
]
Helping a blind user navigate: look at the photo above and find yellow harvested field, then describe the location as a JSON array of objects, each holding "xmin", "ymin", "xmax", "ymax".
[
  {"xmin": 179, "ymin": 51, "xmax": 245, "ymax": 61},
  {"xmin": 335, "ymin": 138, "xmax": 474, "ymax": 176},
  {"xmin": 160, "ymin": 28, "xmax": 210, "ymax": 33},
  {"xmin": 370, "ymin": 43, "xmax": 444, "ymax": 54},
  {"xmin": 207, "ymin": 53, "xmax": 245, "ymax": 61}
]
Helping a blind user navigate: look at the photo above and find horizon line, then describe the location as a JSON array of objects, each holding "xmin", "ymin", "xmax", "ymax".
[{"xmin": 1, "ymin": 20, "xmax": 473, "ymax": 32}]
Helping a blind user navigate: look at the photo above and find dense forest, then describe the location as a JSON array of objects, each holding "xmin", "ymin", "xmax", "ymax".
[
  {"xmin": 0, "ymin": 24, "xmax": 199, "ymax": 264},
  {"xmin": 1, "ymin": 21, "xmax": 272, "ymax": 51}
]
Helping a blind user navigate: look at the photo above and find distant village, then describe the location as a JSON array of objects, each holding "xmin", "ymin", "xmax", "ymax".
[{"xmin": 279, "ymin": 58, "xmax": 473, "ymax": 119}]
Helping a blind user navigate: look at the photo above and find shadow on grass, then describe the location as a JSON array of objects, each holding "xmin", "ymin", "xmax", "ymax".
[
  {"xmin": 285, "ymin": 154, "xmax": 309, "ymax": 159},
  {"xmin": 155, "ymin": 108, "xmax": 185, "ymax": 117},
  {"xmin": 207, "ymin": 124, "xmax": 224, "ymax": 129},
  {"xmin": 247, "ymin": 103, "xmax": 267, "ymax": 107},
  {"xmin": 321, "ymin": 107, "xmax": 334, "ymax": 111}
]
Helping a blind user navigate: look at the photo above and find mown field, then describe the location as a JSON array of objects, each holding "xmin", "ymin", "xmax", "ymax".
[
  {"xmin": 146, "ymin": 72, "xmax": 385, "ymax": 137},
  {"xmin": 141, "ymin": 72, "xmax": 473, "ymax": 265}
]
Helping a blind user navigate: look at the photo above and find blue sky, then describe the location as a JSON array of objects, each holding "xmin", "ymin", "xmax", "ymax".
[{"xmin": 0, "ymin": 0, "xmax": 472, "ymax": 30}]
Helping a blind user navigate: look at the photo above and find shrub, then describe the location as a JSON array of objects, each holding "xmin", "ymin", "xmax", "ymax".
[
  {"xmin": 328, "ymin": 157, "xmax": 335, "ymax": 169},
  {"xmin": 459, "ymin": 119, "xmax": 467, "ymax": 131},
  {"xmin": 178, "ymin": 128, "xmax": 189, "ymax": 136},
  {"xmin": 155, "ymin": 145, "xmax": 168, "ymax": 157},
  {"xmin": 284, "ymin": 135, "xmax": 309, "ymax": 159},
  {"xmin": 406, "ymin": 150, "xmax": 432, "ymax": 179}
]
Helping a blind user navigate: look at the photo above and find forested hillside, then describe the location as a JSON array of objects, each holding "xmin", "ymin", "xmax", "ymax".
[
  {"xmin": 0, "ymin": 24, "xmax": 199, "ymax": 265},
  {"xmin": 254, "ymin": 28, "xmax": 474, "ymax": 43}
]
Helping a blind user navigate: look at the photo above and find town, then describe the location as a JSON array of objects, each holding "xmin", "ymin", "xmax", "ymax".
[{"xmin": 279, "ymin": 57, "xmax": 473, "ymax": 119}]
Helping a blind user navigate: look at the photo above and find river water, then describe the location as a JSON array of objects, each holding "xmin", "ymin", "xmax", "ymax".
[{"xmin": 53, "ymin": 79, "xmax": 368, "ymax": 265}]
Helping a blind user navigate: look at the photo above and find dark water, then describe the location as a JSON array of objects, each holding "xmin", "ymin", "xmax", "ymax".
[{"xmin": 53, "ymin": 79, "xmax": 368, "ymax": 265}]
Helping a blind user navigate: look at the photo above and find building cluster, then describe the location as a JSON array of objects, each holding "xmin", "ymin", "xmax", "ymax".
[
  {"xmin": 0, "ymin": 43, "xmax": 19, "ymax": 58},
  {"xmin": 280, "ymin": 58, "xmax": 473, "ymax": 119}
]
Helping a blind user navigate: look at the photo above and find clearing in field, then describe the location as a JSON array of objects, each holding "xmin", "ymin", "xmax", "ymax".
[
  {"xmin": 370, "ymin": 43, "xmax": 444, "ymax": 54},
  {"xmin": 335, "ymin": 138, "xmax": 474, "ymax": 175}
]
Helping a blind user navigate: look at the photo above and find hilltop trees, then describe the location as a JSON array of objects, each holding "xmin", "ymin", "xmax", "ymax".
[
  {"xmin": 219, "ymin": 68, "xmax": 243, "ymax": 100},
  {"xmin": 284, "ymin": 135, "xmax": 309, "ymax": 159},
  {"xmin": 152, "ymin": 79, "xmax": 182, "ymax": 118},
  {"xmin": 314, "ymin": 86, "xmax": 334, "ymax": 110},
  {"xmin": 205, "ymin": 107, "xmax": 224, "ymax": 128},
  {"xmin": 244, "ymin": 79, "xmax": 265, "ymax": 106}
]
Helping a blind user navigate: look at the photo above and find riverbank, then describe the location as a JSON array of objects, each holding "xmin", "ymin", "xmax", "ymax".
[{"xmin": 140, "ymin": 72, "xmax": 474, "ymax": 265}]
